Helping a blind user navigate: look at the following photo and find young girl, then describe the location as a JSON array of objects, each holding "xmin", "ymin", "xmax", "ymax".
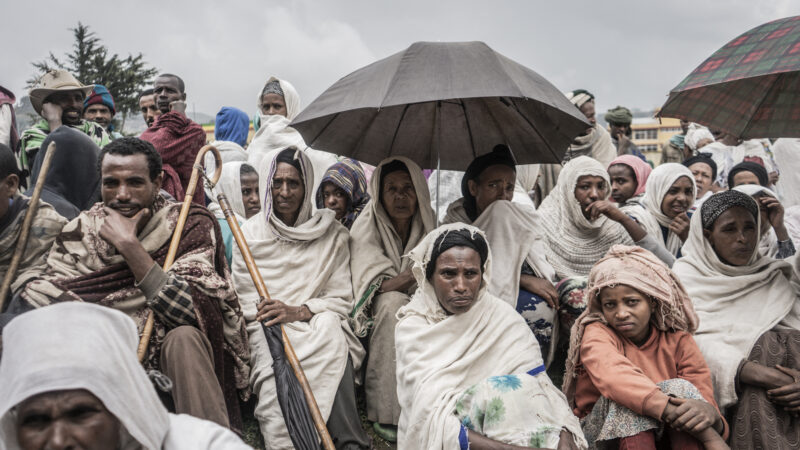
[{"xmin": 563, "ymin": 245, "xmax": 728, "ymax": 449}]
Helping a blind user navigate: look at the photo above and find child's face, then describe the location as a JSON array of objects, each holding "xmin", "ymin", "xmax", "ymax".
[{"xmin": 598, "ymin": 284, "xmax": 653, "ymax": 345}]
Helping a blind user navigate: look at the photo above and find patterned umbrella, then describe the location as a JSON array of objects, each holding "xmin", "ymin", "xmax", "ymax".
[{"xmin": 659, "ymin": 16, "xmax": 800, "ymax": 138}]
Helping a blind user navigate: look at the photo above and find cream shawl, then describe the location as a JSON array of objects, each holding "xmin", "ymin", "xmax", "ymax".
[
  {"xmin": 0, "ymin": 302, "xmax": 250, "ymax": 450},
  {"xmin": 247, "ymin": 77, "xmax": 338, "ymax": 197},
  {"xmin": 231, "ymin": 149, "xmax": 364, "ymax": 449},
  {"xmin": 443, "ymin": 198, "xmax": 557, "ymax": 304},
  {"xmin": 673, "ymin": 200, "xmax": 800, "ymax": 409},
  {"xmin": 732, "ymin": 184, "xmax": 794, "ymax": 258},
  {"xmin": 395, "ymin": 223, "xmax": 584, "ymax": 450},
  {"xmin": 773, "ymin": 138, "xmax": 800, "ymax": 208},
  {"xmin": 636, "ymin": 163, "xmax": 696, "ymax": 256},
  {"xmin": 207, "ymin": 162, "xmax": 248, "ymax": 222},
  {"xmin": 349, "ymin": 156, "xmax": 435, "ymax": 338},
  {"xmin": 537, "ymin": 156, "xmax": 634, "ymax": 278},
  {"xmin": 204, "ymin": 140, "xmax": 247, "ymax": 200}
]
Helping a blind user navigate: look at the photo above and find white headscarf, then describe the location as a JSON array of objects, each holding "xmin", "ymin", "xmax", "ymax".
[
  {"xmin": 640, "ymin": 163, "xmax": 696, "ymax": 255},
  {"xmin": 537, "ymin": 156, "xmax": 634, "ymax": 278},
  {"xmin": 395, "ymin": 224, "xmax": 584, "ymax": 449},
  {"xmin": 204, "ymin": 141, "xmax": 248, "ymax": 200},
  {"xmin": 772, "ymin": 138, "xmax": 800, "ymax": 208},
  {"xmin": 684, "ymin": 124, "xmax": 714, "ymax": 151},
  {"xmin": 207, "ymin": 161, "xmax": 248, "ymax": 221},
  {"xmin": 0, "ymin": 303, "xmax": 169, "ymax": 449},
  {"xmin": 673, "ymin": 194, "xmax": 800, "ymax": 409}
]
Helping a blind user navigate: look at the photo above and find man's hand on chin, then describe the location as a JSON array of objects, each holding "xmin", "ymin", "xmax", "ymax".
[{"xmin": 99, "ymin": 206, "xmax": 151, "ymax": 252}]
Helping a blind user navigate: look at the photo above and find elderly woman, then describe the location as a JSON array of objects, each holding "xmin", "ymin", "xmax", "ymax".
[
  {"xmin": 316, "ymin": 158, "xmax": 370, "ymax": 229},
  {"xmin": 673, "ymin": 190, "xmax": 800, "ymax": 449},
  {"xmin": 395, "ymin": 224, "xmax": 587, "ymax": 450},
  {"xmin": 537, "ymin": 157, "xmax": 672, "ymax": 329},
  {"xmin": 683, "ymin": 154, "xmax": 717, "ymax": 207},
  {"xmin": 247, "ymin": 77, "xmax": 337, "ymax": 195},
  {"xmin": 349, "ymin": 156, "xmax": 434, "ymax": 441},
  {"xmin": 625, "ymin": 163, "xmax": 696, "ymax": 259},
  {"xmin": 0, "ymin": 302, "xmax": 250, "ymax": 449},
  {"xmin": 231, "ymin": 147, "xmax": 369, "ymax": 449}
]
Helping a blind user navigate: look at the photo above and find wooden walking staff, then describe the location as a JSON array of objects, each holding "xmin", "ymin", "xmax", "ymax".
[
  {"xmin": 0, "ymin": 142, "xmax": 57, "ymax": 310},
  {"xmin": 136, "ymin": 144, "xmax": 223, "ymax": 362},
  {"xmin": 213, "ymin": 187, "xmax": 335, "ymax": 450}
]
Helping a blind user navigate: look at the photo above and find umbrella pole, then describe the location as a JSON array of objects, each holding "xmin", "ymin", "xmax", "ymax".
[
  {"xmin": 435, "ymin": 100, "xmax": 441, "ymax": 226},
  {"xmin": 137, "ymin": 145, "xmax": 223, "ymax": 362},
  {"xmin": 215, "ymin": 193, "xmax": 335, "ymax": 450},
  {"xmin": 0, "ymin": 142, "xmax": 57, "ymax": 310}
]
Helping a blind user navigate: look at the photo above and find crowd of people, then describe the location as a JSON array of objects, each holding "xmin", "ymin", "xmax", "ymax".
[{"xmin": 1, "ymin": 67, "xmax": 800, "ymax": 450}]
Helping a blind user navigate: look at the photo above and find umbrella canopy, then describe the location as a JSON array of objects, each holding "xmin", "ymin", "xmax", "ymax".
[
  {"xmin": 292, "ymin": 41, "xmax": 589, "ymax": 170},
  {"xmin": 659, "ymin": 16, "xmax": 800, "ymax": 139}
]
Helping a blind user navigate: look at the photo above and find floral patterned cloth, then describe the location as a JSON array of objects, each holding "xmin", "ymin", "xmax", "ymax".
[
  {"xmin": 455, "ymin": 367, "xmax": 587, "ymax": 448},
  {"xmin": 580, "ymin": 378, "xmax": 705, "ymax": 449},
  {"xmin": 557, "ymin": 276, "xmax": 589, "ymax": 332}
]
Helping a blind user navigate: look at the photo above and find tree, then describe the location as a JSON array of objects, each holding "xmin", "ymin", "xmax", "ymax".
[{"xmin": 28, "ymin": 22, "xmax": 158, "ymax": 133}]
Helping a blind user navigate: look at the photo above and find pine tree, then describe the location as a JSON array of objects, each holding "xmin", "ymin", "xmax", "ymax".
[{"xmin": 28, "ymin": 23, "xmax": 158, "ymax": 133}]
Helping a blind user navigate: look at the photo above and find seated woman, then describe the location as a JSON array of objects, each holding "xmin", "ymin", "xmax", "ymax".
[
  {"xmin": 231, "ymin": 147, "xmax": 369, "ymax": 449},
  {"xmin": 683, "ymin": 154, "xmax": 717, "ymax": 208},
  {"xmin": 349, "ymin": 156, "xmax": 434, "ymax": 441},
  {"xmin": 316, "ymin": 158, "xmax": 370, "ymax": 229},
  {"xmin": 563, "ymin": 245, "xmax": 728, "ymax": 450},
  {"xmin": 626, "ymin": 163, "xmax": 696, "ymax": 259},
  {"xmin": 537, "ymin": 156, "xmax": 672, "ymax": 330},
  {"xmin": 0, "ymin": 302, "xmax": 250, "ymax": 449},
  {"xmin": 443, "ymin": 145, "xmax": 560, "ymax": 362},
  {"xmin": 395, "ymin": 224, "xmax": 587, "ymax": 449},
  {"xmin": 733, "ymin": 184, "xmax": 796, "ymax": 259},
  {"xmin": 207, "ymin": 161, "xmax": 261, "ymax": 267},
  {"xmin": 673, "ymin": 190, "xmax": 800, "ymax": 449}
]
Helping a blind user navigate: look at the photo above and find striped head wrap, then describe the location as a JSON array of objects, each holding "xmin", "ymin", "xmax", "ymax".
[
  {"xmin": 700, "ymin": 190, "xmax": 759, "ymax": 230},
  {"xmin": 315, "ymin": 158, "xmax": 370, "ymax": 229}
]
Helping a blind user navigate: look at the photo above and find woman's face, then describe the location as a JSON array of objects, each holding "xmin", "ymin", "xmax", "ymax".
[
  {"xmin": 608, "ymin": 164, "xmax": 637, "ymax": 204},
  {"xmin": 381, "ymin": 170, "xmax": 417, "ymax": 223},
  {"xmin": 703, "ymin": 206, "xmax": 758, "ymax": 266},
  {"xmin": 431, "ymin": 246, "xmax": 482, "ymax": 315},
  {"xmin": 574, "ymin": 175, "xmax": 608, "ymax": 220},
  {"xmin": 688, "ymin": 162, "xmax": 713, "ymax": 200},
  {"xmin": 240, "ymin": 172, "xmax": 261, "ymax": 219},
  {"xmin": 598, "ymin": 284, "xmax": 653, "ymax": 346},
  {"xmin": 260, "ymin": 93, "xmax": 287, "ymax": 117},
  {"xmin": 467, "ymin": 164, "xmax": 515, "ymax": 217},
  {"xmin": 660, "ymin": 176, "xmax": 694, "ymax": 219},
  {"xmin": 321, "ymin": 181, "xmax": 348, "ymax": 220}
]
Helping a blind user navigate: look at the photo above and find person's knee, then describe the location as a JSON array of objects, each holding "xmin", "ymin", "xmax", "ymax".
[
  {"xmin": 162, "ymin": 326, "xmax": 211, "ymax": 359},
  {"xmin": 373, "ymin": 293, "xmax": 408, "ymax": 320}
]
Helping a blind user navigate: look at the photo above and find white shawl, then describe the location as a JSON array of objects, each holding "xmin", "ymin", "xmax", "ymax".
[
  {"xmin": 247, "ymin": 77, "xmax": 338, "ymax": 197},
  {"xmin": 207, "ymin": 161, "xmax": 247, "ymax": 221},
  {"xmin": 537, "ymin": 156, "xmax": 634, "ymax": 278},
  {"xmin": 204, "ymin": 140, "xmax": 247, "ymax": 199},
  {"xmin": 231, "ymin": 149, "xmax": 363, "ymax": 449},
  {"xmin": 673, "ymin": 203, "xmax": 800, "ymax": 409},
  {"xmin": 637, "ymin": 163, "xmax": 696, "ymax": 256},
  {"xmin": 349, "ymin": 156, "xmax": 435, "ymax": 337},
  {"xmin": 395, "ymin": 223, "xmax": 584, "ymax": 450},
  {"xmin": 772, "ymin": 138, "xmax": 800, "ymax": 208},
  {"xmin": 443, "ymin": 198, "xmax": 557, "ymax": 304},
  {"xmin": 0, "ymin": 302, "xmax": 249, "ymax": 450}
]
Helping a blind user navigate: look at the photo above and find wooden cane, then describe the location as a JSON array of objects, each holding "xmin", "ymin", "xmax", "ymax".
[
  {"xmin": 215, "ymin": 192, "xmax": 335, "ymax": 450},
  {"xmin": 0, "ymin": 142, "xmax": 57, "ymax": 310},
  {"xmin": 136, "ymin": 145, "xmax": 223, "ymax": 362}
]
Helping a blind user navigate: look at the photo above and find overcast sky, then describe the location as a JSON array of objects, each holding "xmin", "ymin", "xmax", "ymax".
[{"xmin": 6, "ymin": 0, "xmax": 799, "ymax": 119}]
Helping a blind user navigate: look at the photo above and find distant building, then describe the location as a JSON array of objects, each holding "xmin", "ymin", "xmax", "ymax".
[{"xmin": 629, "ymin": 116, "xmax": 682, "ymax": 166}]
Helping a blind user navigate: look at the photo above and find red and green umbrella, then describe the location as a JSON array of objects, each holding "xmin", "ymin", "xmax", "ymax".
[{"xmin": 659, "ymin": 16, "xmax": 800, "ymax": 138}]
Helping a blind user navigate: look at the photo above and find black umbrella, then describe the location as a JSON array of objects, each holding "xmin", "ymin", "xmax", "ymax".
[{"xmin": 292, "ymin": 41, "xmax": 590, "ymax": 170}]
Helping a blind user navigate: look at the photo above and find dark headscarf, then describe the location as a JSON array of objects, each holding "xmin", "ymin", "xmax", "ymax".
[
  {"xmin": 727, "ymin": 161, "xmax": 768, "ymax": 188},
  {"xmin": 315, "ymin": 158, "xmax": 370, "ymax": 229},
  {"xmin": 700, "ymin": 190, "xmax": 759, "ymax": 230},
  {"xmin": 26, "ymin": 127, "xmax": 100, "ymax": 220},
  {"xmin": 460, "ymin": 144, "xmax": 517, "ymax": 221},
  {"xmin": 426, "ymin": 228, "xmax": 489, "ymax": 280},
  {"xmin": 0, "ymin": 143, "xmax": 19, "ymax": 179},
  {"xmin": 682, "ymin": 153, "xmax": 717, "ymax": 182},
  {"xmin": 275, "ymin": 147, "xmax": 302, "ymax": 174}
]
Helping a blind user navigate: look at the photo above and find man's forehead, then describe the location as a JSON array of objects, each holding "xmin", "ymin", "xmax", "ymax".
[
  {"xmin": 101, "ymin": 153, "xmax": 149, "ymax": 175},
  {"xmin": 154, "ymin": 76, "xmax": 179, "ymax": 89}
]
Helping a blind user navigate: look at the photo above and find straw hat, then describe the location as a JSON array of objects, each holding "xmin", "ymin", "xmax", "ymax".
[{"xmin": 29, "ymin": 70, "xmax": 94, "ymax": 115}]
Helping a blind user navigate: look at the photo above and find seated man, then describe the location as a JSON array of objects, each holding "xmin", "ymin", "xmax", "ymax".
[
  {"xmin": 0, "ymin": 143, "xmax": 65, "ymax": 306},
  {"xmin": 443, "ymin": 145, "xmax": 560, "ymax": 362},
  {"xmin": 349, "ymin": 157, "xmax": 435, "ymax": 441},
  {"xmin": 17, "ymin": 137, "xmax": 250, "ymax": 431},
  {"xmin": 231, "ymin": 147, "xmax": 369, "ymax": 449},
  {"xmin": 0, "ymin": 302, "xmax": 250, "ymax": 449},
  {"xmin": 83, "ymin": 84, "xmax": 123, "ymax": 139},
  {"xmin": 395, "ymin": 224, "xmax": 587, "ymax": 449},
  {"xmin": 140, "ymin": 73, "xmax": 207, "ymax": 205},
  {"xmin": 19, "ymin": 70, "xmax": 111, "ymax": 177}
]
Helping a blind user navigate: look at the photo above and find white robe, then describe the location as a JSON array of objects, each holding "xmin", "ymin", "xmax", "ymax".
[{"xmin": 231, "ymin": 149, "xmax": 363, "ymax": 449}]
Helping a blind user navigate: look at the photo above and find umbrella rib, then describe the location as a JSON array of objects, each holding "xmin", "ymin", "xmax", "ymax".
[
  {"xmin": 460, "ymin": 98, "xmax": 477, "ymax": 161},
  {"xmin": 509, "ymin": 98, "xmax": 563, "ymax": 164},
  {"xmin": 388, "ymin": 103, "xmax": 412, "ymax": 156}
]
